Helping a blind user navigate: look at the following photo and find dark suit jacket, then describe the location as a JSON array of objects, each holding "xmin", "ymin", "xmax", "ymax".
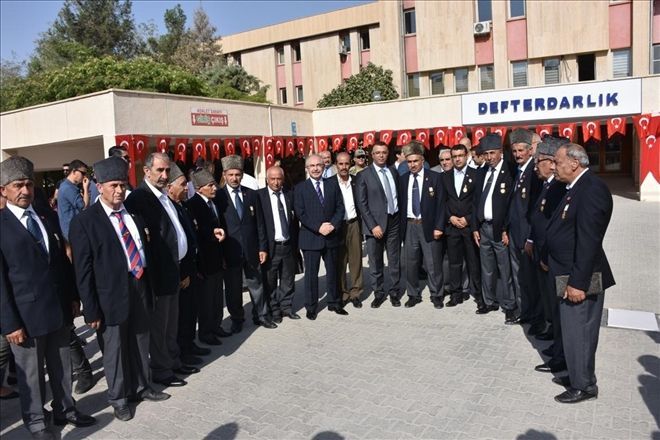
[
  {"xmin": 215, "ymin": 185, "xmax": 267, "ymax": 268},
  {"xmin": 69, "ymin": 202, "xmax": 155, "ymax": 326},
  {"xmin": 472, "ymin": 162, "xmax": 514, "ymax": 239},
  {"xmin": 172, "ymin": 199, "xmax": 198, "ymax": 281},
  {"xmin": 442, "ymin": 167, "xmax": 478, "ymax": 236},
  {"xmin": 257, "ymin": 187, "xmax": 299, "ymax": 257},
  {"xmin": 124, "ymin": 181, "xmax": 181, "ymax": 296},
  {"xmin": 185, "ymin": 193, "xmax": 224, "ymax": 276},
  {"xmin": 399, "ymin": 170, "xmax": 445, "ymax": 242},
  {"xmin": 508, "ymin": 161, "xmax": 543, "ymax": 248},
  {"xmin": 546, "ymin": 170, "xmax": 615, "ymax": 292},
  {"xmin": 0, "ymin": 205, "xmax": 76, "ymax": 338},
  {"xmin": 528, "ymin": 178, "xmax": 567, "ymax": 264},
  {"xmin": 355, "ymin": 164, "xmax": 400, "ymax": 236},
  {"xmin": 294, "ymin": 178, "xmax": 345, "ymax": 250}
]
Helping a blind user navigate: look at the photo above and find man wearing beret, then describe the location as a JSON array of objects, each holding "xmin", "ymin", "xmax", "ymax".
[
  {"xmin": 186, "ymin": 168, "xmax": 230, "ymax": 344},
  {"xmin": 215, "ymin": 155, "xmax": 274, "ymax": 331},
  {"xmin": 1, "ymin": 156, "xmax": 96, "ymax": 438},
  {"xmin": 472, "ymin": 133, "xmax": 518, "ymax": 323},
  {"xmin": 546, "ymin": 143, "xmax": 615, "ymax": 404}
]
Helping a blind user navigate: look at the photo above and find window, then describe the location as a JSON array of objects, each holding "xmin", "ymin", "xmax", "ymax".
[
  {"xmin": 340, "ymin": 34, "xmax": 351, "ymax": 53},
  {"xmin": 654, "ymin": 44, "xmax": 660, "ymax": 74},
  {"xmin": 276, "ymin": 46, "xmax": 284, "ymax": 65},
  {"xmin": 544, "ymin": 58, "xmax": 560, "ymax": 84},
  {"xmin": 279, "ymin": 88, "xmax": 287, "ymax": 105},
  {"xmin": 233, "ymin": 54, "xmax": 241, "ymax": 66},
  {"xmin": 480, "ymin": 64, "xmax": 494, "ymax": 90},
  {"xmin": 577, "ymin": 53, "xmax": 595, "ymax": 81},
  {"xmin": 404, "ymin": 9, "xmax": 416, "ymax": 34},
  {"xmin": 455, "ymin": 68, "xmax": 469, "ymax": 93},
  {"xmin": 477, "ymin": 0, "xmax": 493, "ymax": 22},
  {"xmin": 295, "ymin": 86, "xmax": 304, "ymax": 103},
  {"xmin": 512, "ymin": 61, "xmax": 528, "ymax": 87},
  {"xmin": 430, "ymin": 71, "xmax": 444, "ymax": 95},
  {"xmin": 291, "ymin": 42, "xmax": 301, "ymax": 62},
  {"xmin": 612, "ymin": 49, "xmax": 631, "ymax": 78},
  {"xmin": 407, "ymin": 73, "xmax": 420, "ymax": 97},
  {"xmin": 360, "ymin": 29, "xmax": 370, "ymax": 50},
  {"xmin": 509, "ymin": 0, "xmax": 525, "ymax": 18}
]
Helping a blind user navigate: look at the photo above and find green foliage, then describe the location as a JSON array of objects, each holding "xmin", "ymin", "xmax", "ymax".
[
  {"xmin": 170, "ymin": 8, "xmax": 223, "ymax": 74},
  {"xmin": 146, "ymin": 4, "xmax": 187, "ymax": 64},
  {"xmin": 317, "ymin": 63, "xmax": 399, "ymax": 108}
]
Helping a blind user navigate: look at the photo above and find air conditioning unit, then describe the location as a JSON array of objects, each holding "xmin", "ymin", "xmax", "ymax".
[
  {"xmin": 473, "ymin": 21, "xmax": 491, "ymax": 36},
  {"xmin": 339, "ymin": 43, "xmax": 348, "ymax": 55}
]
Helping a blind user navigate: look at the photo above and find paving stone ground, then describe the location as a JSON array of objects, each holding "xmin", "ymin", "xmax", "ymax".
[{"xmin": 2, "ymin": 177, "xmax": 658, "ymax": 440}]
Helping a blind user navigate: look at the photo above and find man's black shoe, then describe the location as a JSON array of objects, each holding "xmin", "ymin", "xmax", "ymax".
[
  {"xmin": 371, "ymin": 296, "xmax": 387, "ymax": 308},
  {"xmin": 504, "ymin": 309, "xmax": 520, "ymax": 325},
  {"xmin": 199, "ymin": 336, "xmax": 222, "ymax": 346},
  {"xmin": 404, "ymin": 297, "xmax": 422, "ymax": 308},
  {"xmin": 552, "ymin": 376, "xmax": 571, "ymax": 387},
  {"xmin": 53, "ymin": 410, "xmax": 96, "ymax": 427},
  {"xmin": 535, "ymin": 362, "xmax": 567, "ymax": 373},
  {"xmin": 74, "ymin": 373, "xmax": 95, "ymax": 394},
  {"xmin": 431, "ymin": 297, "xmax": 444, "ymax": 309},
  {"xmin": 138, "ymin": 389, "xmax": 171, "ymax": 402},
  {"xmin": 329, "ymin": 307, "xmax": 349, "ymax": 316},
  {"xmin": 446, "ymin": 297, "xmax": 462, "ymax": 307},
  {"xmin": 390, "ymin": 297, "xmax": 401, "ymax": 307},
  {"xmin": 180, "ymin": 354, "xmax": 203, "ymax": 365},
  {"xmin": 258, "ymin": 320, "xmax": 278, "ymax": 329},
  {"xmin": 284, "ymin": 311, "xmax": 301, "ymax": 319},
  {"xmin": 273, "ymin": 315, "xmax": 283, "ymax": 324},
  {"xmin": 113, "ymin": 405, "xmax": 132, "ymax": 421},
  {"xmin": 214, "ymin": 328, "xmax": 233, "ymax": 338},
  {"xmin": 154, "ymin": 376, "xmax": 187, "ymax": 387},
  {"xmin": 554, "ymin": 388, "xmax": 597, "ymax": 404},
  {"xmin": 351, "ymin": 298, "xmax": 363, "ymax": 308},
  {"xmin": 174, "ymin": 366, "xmax": 200, "ymax": 375},
  {"xmin": 306, "ymin": 311, "xmax": 317, "ymax": 320},
  {"xmin": 230, "ymin": 322, "xmax": 243, "ymax": 334}
]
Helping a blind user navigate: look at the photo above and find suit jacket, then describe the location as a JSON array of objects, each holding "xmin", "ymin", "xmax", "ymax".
[
  {"xmin": 185, "ymin": 193, "xmax": 224, "ymax": 276},
  {"xmin": 442, "ymin": 166, "xmax": 478, "ymax": 236},
  {"xmin": 215, "ymin": 185, "xmax": 268, "ymax": 268},
  {"xmin": 399, "ymin": 170, "xmax": 445, "ymax": 242},
  {"xmin": 472, "ymin": 162, "xmax": 514, "ymax": 239},
  {"xmin": 508, "ymin": 161, "xmax": 543, "ymax": 248},
  {"xmin": 294, "ymin": 178, "xmax": 345, "ymax": 250},
  {"xmin": 0, "ymin": 205, "xmax": 76, "ymax": 338},
  {"xmin": 546, "ymin": 170, "xmax": 615, "ymax": 292},
  {"xmin": 124, "ymin": 181, "xmax": 181, "ymax": 296},
  {"xmin": 355, "ymin": 164, "xmax": 400, "ymax": 236},
  {"xmin": 257, "ymin": 187, "xmax": 299, "ymax": 257},
  {"xmin": 172, "ymin": 199, "xmax": 198, "ymax": 281},
  {"xmin": 69, "ymin": 202, "xmax": 155, "ymax": 326},
  {"xmin": 528, "ymin": 178, "xmax": 567, "ymax": 264}
]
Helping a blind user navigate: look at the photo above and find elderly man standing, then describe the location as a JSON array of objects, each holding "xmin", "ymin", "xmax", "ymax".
[
  {"xmin": 125, "ymin": 152, "xmax": 196, "ymax": 388},
  {"xmin": 431, "ymin": 148, "xmax": 453, "ymax": 173},
  {"xmin": 320, "ymin": 150, "xmax": 338, "ymax": 178},
  {"xmin": 1, "ymin": 157, "xmax": 96, "ymax": 439},
  {"xmin": 546, "ymin": 143, "xmax": 614, "ymax": 404}
]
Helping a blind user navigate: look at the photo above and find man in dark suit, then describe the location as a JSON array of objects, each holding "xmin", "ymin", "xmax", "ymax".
[
  {"xmin": 472, "ymin": 134, "xmax": 518, "ymax": 323},
  {"xmin": 508, "ymin": 129, "xmax": 544, "ymax": 333},
  {"xmin": 70, "ymin": 157, "xmax": 170, "ymax": 422},
  {"xmin": 258, "ymin": 166, "xmax": 301, "ymax": 322},
  {"xmin": 215, "ymin": 155, "xmax": 275, "ymax": 331},
  {"xmin": 398, "ymin": 142, "xmax": 445, "ymax": 308},
  {"xmin": 125, "ymin": 152, "xmax": 196, "ymax": 388},
  {"xmin": 1, "ymin": 156, "xmax": 95, "ymax": 439},
  {"xmin": 546, "ymin": 143, "xmax": 615, "ymax": 404},
  {"xmin": 335, "ymin": 152, "xmax": 364, "ymax": 308},
  {"xmin": 186, "ymin": 169, "xmax": 229, "ymax": 344},
  {"xmin": 443, "ymin": 144, "xmax": 482, "ymax": 309},
  {"xmin": 294, "ymin": 153, "xmax": 347, "ymax": 320},
  {"xmin": 355, "ymin": 142, "xmax": 402, "ymax": 308}
]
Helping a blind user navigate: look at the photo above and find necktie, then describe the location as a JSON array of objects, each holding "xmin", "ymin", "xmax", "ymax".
[
  {"xmin": 380, "ymin": 168, "xmax": 395, "ymax": 214},
  {"xmin": 112, "ymin": 212, "xmax": 144, "ymax": 279},
  {"xmin": 233, "ymin": 189, "xmax": 244, "ymax": 219},
  {"xmin": 275, "ymin": 191, "xmax": 290, "ymax": 240},
  {"xmin": 412, "ymin": 173, "xmax": 421, "ymax": 218},
  {"xmin": 515, "ymin": 167, "xmax": 523, "ymax": 192},
  {"xmin": 207, "ymin": 200, "xmax": 218, "ymax": 221},
  {"xmin": 26, "ymin": 211, "xmax": 47, "ymax": 254},
  {"xmin": 315, "ymin": 180, "xmax": 324, "ymax": 205},
  {"xmin": 478, "ymin": 167, "xmax": 496, "ymax": 222}
]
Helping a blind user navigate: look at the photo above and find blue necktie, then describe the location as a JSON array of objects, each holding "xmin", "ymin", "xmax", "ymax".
[
  {"xmin": 233, "ymin": 189, "xmax": 244, "ymax": 219},
  {"xmin": 275, "ymin": 191, "xmax": 290, "ymax": 240},
  {"xmin": 412, "ymin": 173, "xmax": 421, "ymax": 218},
  {"xmin": 315, "ymin": 180, "xmax": 324, "ymax": 205},
  {"xmin": 26, "ymin": 211, "xmax": 47, "ymax": 254}
]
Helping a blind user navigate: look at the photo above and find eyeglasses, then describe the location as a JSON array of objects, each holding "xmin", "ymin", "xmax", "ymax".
[
  {"xmin": 75, "ymin": 169, "xmax": 88, "ymax": 176},
  {"xmin": 536, "ymin": 158, "xmax": 554, "ymax": 165}
]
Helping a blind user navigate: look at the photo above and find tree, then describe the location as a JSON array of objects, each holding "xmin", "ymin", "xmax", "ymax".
[
  {"xmin": 171, "ymin": 7, "xmax": 223, "ymax": 74},
  {"xmin": 202, "ymin": 62, "xmax": 269, "ymax": 103},
  {"xmin": 146, "ymin": 4, "xmax": 187, "ymax": 64},
  {"xmin": 317, "ymin": 63, "xmax": 399, "ymax": 108}
]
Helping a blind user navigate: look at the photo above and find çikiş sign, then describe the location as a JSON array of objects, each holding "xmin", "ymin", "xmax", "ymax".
[
  {"xmin": 461, "ymin": 78, "xmax": 641, "ymax": 125},
  {"xmin": 191, "ymin": 108, "xmax": 229, "ymax": 126}
]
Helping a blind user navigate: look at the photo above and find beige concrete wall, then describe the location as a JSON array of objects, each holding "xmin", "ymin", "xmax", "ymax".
[
  {"xmin": 300, "ymin": 35, "xmax": 343, "ymax": 108},
  {"xmin": 631, "ymin": 0, "xmax": 651, "ymax": 76},
  {"xmin": 492, "ymin": 0, "xmax": 508, "ymax": 89},
  {"xmin": 369, "ymin": 1, "xmax": 404, "ymax": 95},
  {"xmin": 527, "ymin": 1, "xmax": 609, "ymax": 59},
  {"xmin": 240, "ymin": 47, "xmax": 278, "ymax": 104},
  {"xmin": 3, "ymin": 138, "xmax": 106, "ymax": 172}
]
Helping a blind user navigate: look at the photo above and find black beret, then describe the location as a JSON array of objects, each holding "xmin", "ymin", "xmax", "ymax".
[
  {"xmin": 94, "ymin": 157, "xmax": 128, "ymax": 183},
  {"xmin": 537, "ymin": 136, "xmax": 570, "ymax": 157},
  {"xmin": 510, "ymin": 128, "xmax": 533, "ymax": 145},
  {"xmin": 477, "ymin": 133, "xmax": 502, "ymax": 152}
]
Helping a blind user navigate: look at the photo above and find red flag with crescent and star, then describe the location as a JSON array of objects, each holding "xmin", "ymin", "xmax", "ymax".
[
  {"xmin": 305, "ymin": 137, "xmax": 315, "ymax": 155},
  {"xmin": 192, "ymin": 139, "xmax": 207, "ymax": 162},
  {"xmin": 396, "ymin": 130, "xmax": 411, "ymax": 146},
  {"xmin": 251, "ymin": 137, "xmax": 262, "ymax": 158},
  {"xmin": 209, "ymin": 139, "xmax": 221, "ymax": 160},
  {"xmin": 331, "ymin": 135, "xmax": 344, "ymax": 152},
  {"xmin": 154, "ymin": 137, "xmax": 170, "ymax": 155},
  {"xmin": 536, "ymin": 125, "xmax": 553, "ymax": 138},
  {"xmin": 274, "ymin": 137, "xmax": 284, "ymax": 157},
  {"xmin": 131, "ymin": 135, "xmax": 148, "ymax": 163},
  {"xmin": 471, "ymin": 127, "xmax": 487, "ymax": 146},
  {"xmin": 240, "ymin": 138, "xmax": 251, "ymax": 158},
  {"xmin": 432, "ymin": 127, "xmax": 447, "ymax": 147},
  {"xmin": 316, "ymin": 137, "xmax": 328, "ymax": 152},
  {"xmin": 558, "ymin": 123, "xmax": 577, "ymax": 142},
  {"xmin": 297, "ymin": 138, "xmax": 306, "ymax": 155},
  {"xmin": 363, "ymin": 131, "xmax": 376, "ymax": 147},
  {"xmin": 606, "ymin": 117, "xmax": 626, "ymax": 138},
  {"xmin": 347, "ymin": 134, "xmax": 360, "ymax": 152},
  {"xmin": 224, "ymin": 138, "xmax": 236, "ymax": 156},
  {"xmin": 414, "ymin": 129, "xmax": 430, "ymax": 149},
  {"xmin": 264, "ymin": 137, "xmax": 276, "ymax": 168},
  {"xmin": 582, "ymin": 121, "xmax": 601, "ymax": 142},
  {"xmin": 632, "ymin": 114, "xmax": 652, "ymax": 141},
  {"xmin": 491, "ymin": 127, "xmax": 508, "ymax": 144},
  {"xmin": 379, "ymin": 130, "xmax": 393, "ymax": 145},
  {"xmin": 452, "ymin": 127, "xmax": 466, "ymax": 144},
  {"xmin": 175, "ymin": 138, "xmax": 188, "ymax": 163},
  {"xmin": 285, "ymin": 137, "xmax": 296, "ymax": 157}
]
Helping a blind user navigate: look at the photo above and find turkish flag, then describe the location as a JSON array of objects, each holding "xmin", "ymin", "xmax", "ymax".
[
  {"xmin": 606, "ymin": 117, "xmax": 626, "ymax": 138},
  {"xmin": 305, "ymin": 137, "xmax": 315, "ymax": 155},
  {"xmin": 155, "ymin": 137, "xmax": 170, "ymax": 155},
  {"xmin": 224, "ymin": 138, "xmax": 236, "ymax": 156},
  {"xmin": 175, "ymin": 138, "xmax": 188, "ymax": 163},
  {"xmin": 239, "ymin": 138, "xmax": 251, "ymax": 158},
  {"xmin": 192, "ymin": 139, "xmax": 207, "ymax": 163},
  {"xmin": 285, "ymin": 137, "xmax": 296, "ymax": 157},
  {"xmin": 558, "ymin": 123, "xmax": 577, "ymax": 142},
  {"xmin": 641, "ymin": 133, "xmax": 660, "ymax": 183},
  {"xmin": 432, "ymin": 127, "xmax": 447, "ymax": 147},
  {"xmin": 415, "ymin": 129, "xmax": 430, "ymax": 149},
  {"xmin": 632, "ymin": 114, "xmax": 652, "ymax": 140},
  {"xmin": 452, "ymin": 127, "xmax": 466, "ymax": 144},
  {"xmin": 396, "ymin": 130, "xmax": 411, "ymax": 146},
  {"xmin": 209, "ymin": 139, "xmax": 221, "ymax": 160},
  {"xmin": 347, "ymin": 134, "xmax": 360, "ymax": 152},
  {"xmin": 264, "ymin": 137, "xmax": 276, "ymax": 169},
  {"xmin": 331, "ymin": 135, "xmax": 344, "ymax": 152},
  {"xmin": 251, "ymin": 137, "xmax": 262, "ymax": 158},
  {"xmin": 297, "ymin": 138, "xmax": 306, "ymax": 155},
  {"xmin": 274, "ymin": 137, "xmax": 284, "ymax": 157},
  {"xmin": 536, "ymin": 125, "xmax": 553, "ymax": 138},
  {"xmin": 363, "ymin": 131, "xmax": 376, "ymax": 147},
  {"xmin": 132, "ymin": 135, "xmax": 149, "ymax": 163},
  {"xmin": 317, "ymin": 137, "xmax": 329, "ymax": 152},
  {"xmin": 115, "ymin": 135, "xmax": 133, "ymax": 154},
  {"xmin": 379, "ymin": 130, "xmax": 393, "ymax": 145},
  {"xmin": 582, "ymin": 121, "xmax": 601, "ymax": 142},
  {"xmin": 491, "ymin": 127, "xmax": 508, "ymax": 144},
  {"xmin": 471, "ymin": 127, "xmax": 487, "ymax": 146}
]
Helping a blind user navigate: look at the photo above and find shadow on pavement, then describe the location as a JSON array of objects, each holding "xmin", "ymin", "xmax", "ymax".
[
  {"xmin": 638, "ymin": 331, "xmax": 660, "ymax": 431},
  {"xmin": 312, "ymin": 431, "xmax": 345, "ymax": 440},
  {"xmin": 516, "ymin": 429, "xmax": 558, "ymax": 439},
  {"xmin": 204, "ymin": 421, "xmax": 239, "ymax": 440}
]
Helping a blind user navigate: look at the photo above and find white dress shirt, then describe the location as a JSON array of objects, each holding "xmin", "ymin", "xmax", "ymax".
[
  {"xmin": 337, "ymin": 175, "xmax": 357, "ymax": 221},
  {"xmin": 145, "ymin": 180, "xmax": 188, "ymax": 261},
  {"xmin": 483, "ymin": 159, "xmax": 504, "ymax": 221},
  {"xmin": 99, "ymin": 200, "xmax": 147, "ymax": 269},
  {"xmin": 6, "ymin": 203, "xmax": 50, "ymax": 253},
  {"xmin": 227, "ymin": 185, "xmax": 244, "ymax": 211},
  {"xmin": 309, "ymin": 178, "xmax": 324, "ymax": 198},
  {"xmin": 453, "ymin": 166, "xmax": 466, "ymax": 197},
  {"xmin": 373, "ymin": 164, "xmax": 398, "ymax": 214},
  {"xmin": 269, "ymin": 190, "xmax": 289, "ymax": 242},
  {"xmin": 406, "ymin": 168, "xmax": 424, "ymax": 219},
  {"xmin": 566, "ymin": 168, "xmax": 589, "ymax": 190}
]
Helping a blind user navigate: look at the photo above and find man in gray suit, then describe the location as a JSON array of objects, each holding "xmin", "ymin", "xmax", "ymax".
[{"xmin": 355, "ymin": 142, "xmax": 402, "ymax": 308}]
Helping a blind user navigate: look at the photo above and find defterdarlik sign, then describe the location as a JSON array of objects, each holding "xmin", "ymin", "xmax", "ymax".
[{"xmin": 461, "ymin": 78, "xmax": 641, "ymax": 125}]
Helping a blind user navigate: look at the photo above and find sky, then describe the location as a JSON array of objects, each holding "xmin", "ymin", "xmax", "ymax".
[{"xmin": 1, "ymin": 0, "xmax": 372, "ymax": 63}]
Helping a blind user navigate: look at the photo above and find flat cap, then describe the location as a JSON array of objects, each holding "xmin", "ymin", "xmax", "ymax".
[
  {"xmin": 221, "ymin": 154, "xmax": 243, "ymax": 171},
  {"xmin": 402, "ymin": 142, "xmax": 425, "ymax": 157},
  {"xmin": 354, "ymin": 148, "xmax": 366, "ymax": 158},
  {"xmin": 477, "ymin": 133, "xmax": 502, "ymax": 152},
  {"xmin": 168, "ymin": 163, "xmax": 185, "ymax": 184},
  {"xmin": 510, "ymin": 128, "xmax": 533, "ymax": 145},
  {"xmin": 0, "ymin": 156, "xmax": 34, "ymax": 186},
  {"xmin": 94, "ymin": 156, "xmax": 128, "ymax": 183},
  {"xmin": 192, "ymin": 169, "xmax": 215, "ymax": 188},
  {"xmin": 537, "ymin": 136, "xmax": 570, "ymax": 157}
]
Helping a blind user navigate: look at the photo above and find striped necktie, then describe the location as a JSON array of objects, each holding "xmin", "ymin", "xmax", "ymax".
[{"xmin": 112, "ymin": 211, "xmax": 144, "ymax": 279}]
